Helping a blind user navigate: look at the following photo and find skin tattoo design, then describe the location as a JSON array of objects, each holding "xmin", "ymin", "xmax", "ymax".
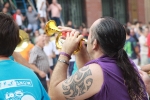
[{"xmin": 62, "ymin": 66, "xmax": 93, "ymax": 100}]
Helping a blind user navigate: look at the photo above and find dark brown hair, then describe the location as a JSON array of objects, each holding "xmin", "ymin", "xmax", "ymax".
[{"xmin": 0, "ymin": 13, "xmax": 20, "ymax": 57}]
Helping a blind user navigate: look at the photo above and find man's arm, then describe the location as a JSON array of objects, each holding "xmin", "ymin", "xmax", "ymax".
[
  {"xmin": 75, "ymin": 44, "xmax": 91, "ymax": 69},
  {"xmin": 29, "ymin": 64, "xmax": 46, "ymax": 78},
  {"xmin": 13, "ymin": 52, "xmax": 46, "ymax": 78},
  {"xmin": 28, "ymin": 50, "xmax": 46, "ymax": 78},
  {"xmin": 57, "ymin": 4, "xmax": 62, "ymax": 11},
  {"xmin": 53, "ymin": 3, "xmax": 62, "ymax": 11},
  {"xmin": 49, "ymin": 27, "xmax": 103, "ymax": 99},
  {"xmin": 49, "ymin": 55, "xmax": 103, "ymax": 100}
]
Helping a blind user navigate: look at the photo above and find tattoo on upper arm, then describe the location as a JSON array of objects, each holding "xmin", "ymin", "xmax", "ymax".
[{"xmin": 62, "ymin": 66, "xmax": 93, "ymax": 100}]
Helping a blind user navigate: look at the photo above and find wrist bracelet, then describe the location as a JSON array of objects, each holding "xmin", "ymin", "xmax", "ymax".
[
  {"xmin": 60, "ymin": 52, "xmax": 71, "ymax": 59},
  {"xmin": 58, "ymin": 59, "xmax": 69, "ymax": 65}
]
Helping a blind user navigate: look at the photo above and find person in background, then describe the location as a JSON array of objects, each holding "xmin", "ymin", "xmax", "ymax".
[
  {"xmin": 26, "ymin": 6, "xmax": 39, "ymax": 33},
  {"xmin": 51, "ymin": 33, "xmax": 60, "ymax": 68},
  {"xmin": 78, "ymin": 25, "xmax": 83, "ymax": 33},
  {"xmin": 47, "ymin": 0, "xmax": 62, "ymax": 26},
  {"xmin": 124, "ymin": 28, "xmax": 140, "ymax": 68},
  {"xmin": 43, "ymin": 34, "xmax": 55, "ymax": 87},
  {"xmin": 44, "ymin": 35, "xmax": 56, "ymax": 70},
  {"xmin": 39, "ymin": 23, "xmax": 45, "ymax": 35},
  {"xmin": 134, "ymin": 21, "xmax": 142, "ymax": 38},
  {"xmin": 126, "ymin": 22, "xmax": 132, "ymax": 29},
  {"xmin": 139, "ymin": 27, "xmax": 149, "ymax": 66},
  {"xmin": 29, "ymin": 35, "xmax": 51, "ymax": 92},
  {"xmin": 31, "ymin": 30, "xmax": 40, "ymax": 44},
  {"xmin": 1, "ymin": 7, "xmax": 10, "ymax": 16},
  {"xmin": 3, "ymin": 2, "xmax": 11, "ymax": 14},
  {"xmin": 37, "ymin": 0, "xmax": 47, "ymax": 23},
  {"xmin": 66, "ymin": 20, "xmax": 74, "ymax": 28},
  {"xmin": 130, "ymin": 28, "xmax": 139, "ymax": 43},
  {"xmin": 82, "ymin": 28, "xmax": 89, "ymax": 39},
  {"xmin": 13, "ymin": 9, "xmax": 25, "ymax": 29}
]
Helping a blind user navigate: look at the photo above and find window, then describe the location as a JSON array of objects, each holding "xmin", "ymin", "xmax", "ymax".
[
  {"xmin": 58, "ymin": 0, "xmax": 86, "ymax": 28},
  {"xmin": 102, "ymin": 0, "xmax": 127, "ymax": 24}
]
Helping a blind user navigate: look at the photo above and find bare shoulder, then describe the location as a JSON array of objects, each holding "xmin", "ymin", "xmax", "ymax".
[
  {"xmin": 84, "ymin": 63, "xmax": 104, "ymax": 86},
  {"xmin": 79, "ymin": 63, "xmax": 103, "ymax": 80}
]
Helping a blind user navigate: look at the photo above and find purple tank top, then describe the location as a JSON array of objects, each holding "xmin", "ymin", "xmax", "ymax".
[{"xmin": 85, "ymin": 55, "xmax": 148, "ymax": 100}]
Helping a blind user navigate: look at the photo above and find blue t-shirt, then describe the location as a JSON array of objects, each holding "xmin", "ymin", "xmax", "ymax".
[{"xmin": 0, "ymin": 60, "xmax": 50, "ymax": 100}]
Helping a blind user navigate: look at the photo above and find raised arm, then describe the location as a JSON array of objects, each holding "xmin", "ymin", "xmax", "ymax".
[
  {"xmin": 49, "ymin": 28, "xmax": 103, "ymax": 100},
  {"xmin": 57, "ymin": 4, "xmax": 62, "ymax": 11}
]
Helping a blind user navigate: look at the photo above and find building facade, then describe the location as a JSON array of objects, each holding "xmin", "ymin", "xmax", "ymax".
[
  {"xmin": 84, "ymin": 0, "xmax": 150, "ymax": 27},
  {"xmin": 58, "ymin": 0, "xmax": 150, "ymax": 28}
]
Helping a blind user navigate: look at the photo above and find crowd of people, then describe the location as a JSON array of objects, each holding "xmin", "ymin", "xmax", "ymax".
[
  {"xmin": 0, "ymin": 0, "xmax": 150, "ymax": 100},
  {"xmin": 124, "ymin": 21, "xmax": 150, "ymax": 67},
  {"xmin": 0, "ymin": 0, "xmax": 89, "ymax": 43}
]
